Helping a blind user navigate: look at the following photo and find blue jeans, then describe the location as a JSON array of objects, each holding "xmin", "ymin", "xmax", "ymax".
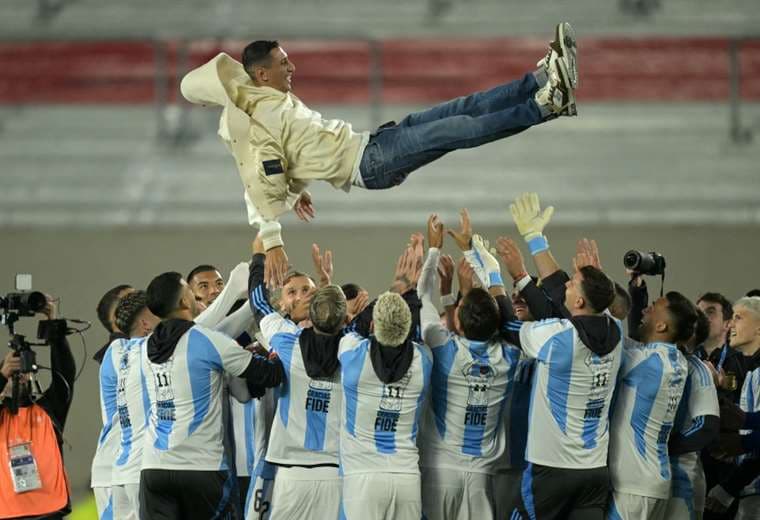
[{"xmin": 359, "ymin": 73, "xmax": 543, "ymax": 189}]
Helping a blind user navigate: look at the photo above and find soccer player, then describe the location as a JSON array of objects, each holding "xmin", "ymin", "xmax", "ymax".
[
  {"xmin": 181, "ymin": 23, "xmax": 579, "ymax": 287},
  {"xmin": 495, "ymin": 193, "xmax": 623, "ymax": 520},
  {"xmin": 247, "ymin": 235, "xmax": 348, "ymax": 520},
  {"xmin": 139, "ymin": 272, "xmax": 283, "ymax": 520},
  {"xmin": 416, "ymin": 214, "xmax": 520, "ymax": 520},
  {"xmin": 607, "ymin": 292, "xmax": 694, "ymax": 520},
  {"xmin": 338, "ymin": 291, "xmax": 432, "ymax": 520}
]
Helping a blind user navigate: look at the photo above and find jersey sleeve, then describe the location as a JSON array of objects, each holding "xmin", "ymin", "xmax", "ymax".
[
  {"xmin": 201, "ymin": 328, "xmax": 255, "ymax": 377},
  {"xmin": 687, "ymin": 358, "xmax": 720, "ymax": 421},
  {"xmin": 518, "ymin": 318, "xmax": 569, "ymax": 359},
  {"xmin": 338, "ymin": 332, "xmax": 366, "ymax": 360},
  {"xmin": 99, "ymin": 342, "xmax": 119, "ymax": 426}
]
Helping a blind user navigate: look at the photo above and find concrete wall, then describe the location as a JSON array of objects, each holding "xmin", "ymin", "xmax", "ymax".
[{"xmin": 1, "ymin": 224, "xmax": 758, "ymax": 497}]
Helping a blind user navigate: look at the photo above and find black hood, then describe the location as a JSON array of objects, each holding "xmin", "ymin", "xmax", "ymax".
[
  {"xmin": 147, "ymin": 319, "xmax": 195, "ymax": 364},
  {"xmin": 92, "ymin": 331, "xmax": 128, "ymax": 364},
  {"xmin": 370, "ymin": 337, "xmax": 415, "ymax": 384},
  {"xmin": 299, "ymin": 327, "xmax": 341, "ymax": 379},
  {"xmin": 570, "ymin": 314, "xmax": 621, "ymax": 356}
]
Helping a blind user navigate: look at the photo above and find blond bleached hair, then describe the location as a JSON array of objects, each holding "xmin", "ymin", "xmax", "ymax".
[
  {"xmin": 373, "ymin": 291, "xmax": 412, "ymax": 348},
  {"xmin": 734, "ymin": 296, "xmax": 760, "ymax": 319}
]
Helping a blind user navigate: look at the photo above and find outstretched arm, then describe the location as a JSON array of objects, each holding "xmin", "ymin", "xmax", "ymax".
[{"xmin": 419, "ymin": 214, "xmax": 449, "ymax": 348}]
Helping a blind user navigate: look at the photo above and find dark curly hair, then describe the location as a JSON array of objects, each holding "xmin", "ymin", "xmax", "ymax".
[{"xmin": 115, "ymin": 290, "xmax": 148, "ymax": 337}]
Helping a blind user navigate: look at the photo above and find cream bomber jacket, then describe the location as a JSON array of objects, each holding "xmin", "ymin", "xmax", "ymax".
[{"xmin": 180, "ymin": 53, "xmax": 369, "ymax": 249}]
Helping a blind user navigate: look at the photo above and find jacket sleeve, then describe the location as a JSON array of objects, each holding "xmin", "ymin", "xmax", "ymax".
[
  {"xmin": 668, "ymin": 414, "xmax": 720, "ymax": 456},
  {"xmin": 38, "ymin": 320, "xmax": 76, "ymax": 429},
  {"xmin": 519, "ymin": 277, "xmax": 571, "ymax": 320},
  {"xmin": 627, "ymin": 279, "xmax": 649, "ymax": 342}
]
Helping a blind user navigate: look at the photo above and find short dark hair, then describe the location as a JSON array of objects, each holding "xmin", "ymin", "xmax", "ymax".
[
  {"xmin": 458, "ymin": 288, "xmax": 500, "ymax": 341},
  {"xmin": 186, "ymin": 264, "xmax": 219, "ymax": 285},
  {"xmin": 147, "ymin": 272, "xmax": 184, "ymax": 319},
  {"xmin": 579, "ymin": 266, "xmax": 615, "ymax": 313},
  {"xmin": 610, "ymin": 282, "xmax": 632, "ymax": 319},
  {"xmin": 115, "ymin": 290, "xmax": 148, "ymax": 337},
  {"xmin": 341, "ymin": 283, "xmax": 362, "ymax": 301},
  {"xmin": 693, "ymin": 308, "xmax": 710, "ymax": 347},
  {"xmin": 746, "ymin": 289, "xmax": 760, "ymax": 298},
  {"xmin": 242, "ymin": 40, "xmax": 279, "ymax": 74},
  {"xmin": 696, "ymin": 292, "xmax": 733, "ymax": 321},
  {"xmin": 666, "ymin": 291, "xmax": 699, "ymax": 346},
  {"xmin": 96, "ymin": 284, "xmax": 133, "ymax": 332},
  {"xmin": 283, "ymin": 270, "xmax": 314, "ymax": 287}
]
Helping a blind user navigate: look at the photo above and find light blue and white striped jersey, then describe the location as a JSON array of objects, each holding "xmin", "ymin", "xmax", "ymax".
[
  {"xmin": 609, "ymin": 340, "xmax": 687, "ymax": 499},
  {"xmin": 740, "ymin": 367, "xmax": 760, "ymax": 497},
  {"xmin": 419, "ymin": 333, "xmax": 520, "ymax": 474},
  {"xmin": 140, "ymin": 325, "xmax": 252, "ymax": 471},
  {"xmin": 231, "ymin": 390, "xmax": 275, "ymax": 477},
  {"xmin": 515, "ymin": 318, "xmax": 622, "ymax": 469},
  {"xmin": 338, "ymin": 332, "xmax": 432, "ymax": 476},
  {"xmin": 259, "ymin": 311, "xmax": 343, "ymax": 466},
  {"xmin": 91, "ymin": 340, "xmax": 121, "ymax": 488},
  {"xmin": 670, "ymin": 355, "xmax": 719, "ymax": 512},
  {"xmin": 112, "ymin": 336, "xmax": 151, "ymax": 486}
]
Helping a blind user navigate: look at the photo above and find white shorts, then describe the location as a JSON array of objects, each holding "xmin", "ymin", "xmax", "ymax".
[
  {"xmin": 244, "ymin": 472, "xmax": 275, "ymax": 520},
  {"xmin": 268, "ymin": 466, "xmax": 342, "ymax": 520},
  {"xmin": 737, "ymin": 496, "xmax": 760, "ymax": 520},
  {"xmin": 93, "ymin": 486, "xmax": 112, "ymax": 519},
  {"xmin": 343, "ymin": 473, "xmax": 421, "ymax": 520},
  {"xmin": 610, "ymin": 491, "xmax": 668, "ymax": 520},
  {"xmin": 112, "ymin": 483, "xmax": 140, "ymax": 520},
  {"xmin": 421, "ymin": 467, "xmax": 494, "ymax": 520},
  {"xmin": 490, "ymin": 468, "xmax": 523, "ymax": 520}
]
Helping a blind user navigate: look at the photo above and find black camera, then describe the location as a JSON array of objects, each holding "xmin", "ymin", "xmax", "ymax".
[
  {"xmin": 623, "ymin": 250, "xmax": 666, "ymax": 276},
  {"xmin": 0, "ymin": 291, "xmax": 47, "ymax": 317}
]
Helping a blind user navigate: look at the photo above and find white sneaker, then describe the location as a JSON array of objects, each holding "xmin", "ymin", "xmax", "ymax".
[
  {"xmin": 534, "ymin": 62, "xmax": 576, "ymax": 116},
  {"xmin": 537, "ymin": 22, "xmax": 578, "ymax": 89}
]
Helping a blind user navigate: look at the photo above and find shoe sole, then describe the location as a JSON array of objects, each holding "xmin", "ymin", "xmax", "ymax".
[
  {"xmin": 554, "ymin": 22, "xmax": 578, "ymax": 89},
  {"xmin": 555, "ymin": 59, "xmax": 577, "ymax": 116}
]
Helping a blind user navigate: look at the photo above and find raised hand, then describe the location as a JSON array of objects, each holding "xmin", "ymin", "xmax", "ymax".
[
  {"xmin": 573, "ymin": 238, "xmax": 602, "ymax": 272},
  {"xmin": 509, "ymin": 192, "xmax": 554, "ymax": 240},
  {"xmin": 438, "ymin": 254, "xmax": 455, "ymax": 296},
  {"xmin": 496, "ymin": 237, "xmax": 528, "ymax": 280},
  {"xmin": 265, "ymin": 246, "xmax": 289, "ymax": 288},
  {"xmin": 347, "ymin": 290, "xmax": 370, "ymax": 321},
  {"xmin": 293, "ymin": 191, "xmax": 316, "ymax": 222},
  {"xmin": 427, "ymin": 214, "xmax": 444, "ymax": 249},
  {"xmin": 447, "ymin": 209, "xmax": 473, "ymax": 251},
  {"xmin": 467, "ymin": 234, "xmax": 503, "ymax": 288},
  {"xmin": 456, "ymin": 257, "xmax": 475, "ymax": 296},
  {"xmin": 311, "ymin": 243, "xmax": 334, "ymax": 287}
]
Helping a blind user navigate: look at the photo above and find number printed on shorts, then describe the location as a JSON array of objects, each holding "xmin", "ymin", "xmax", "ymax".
[{"xmin": 253, "ymin": 488, "xmax": 270, "ymax": 519}]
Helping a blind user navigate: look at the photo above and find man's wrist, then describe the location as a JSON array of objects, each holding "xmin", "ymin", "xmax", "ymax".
[
  {"xmin": 511, "ymin": 270, "xmax": 529, "ymax": 282},
  {"xmin": 488, "ymin": 272, "xmax": 504, "ymax": 288},
  {"xmin": 526, "ymin": 234, "xmax": 549, "ymax": 255},
  {"xmin": 440, "ymin": 293, "xmax": 456, "ymax": 307},
  {"xmin": 260, "ymin": 221, "xmax": 284, "ymax": 251}
]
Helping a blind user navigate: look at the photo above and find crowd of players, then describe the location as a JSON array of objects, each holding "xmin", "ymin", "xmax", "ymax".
[{"xmin": 89, "ymin": 192, "xmax": 760, "ymax": 520}]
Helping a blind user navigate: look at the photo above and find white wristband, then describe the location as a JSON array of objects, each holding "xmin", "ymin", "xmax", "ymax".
[
  {"xmin": 515, "ymin": 274, "xmax": 532, "ymax": 292},
  {"xmin": 441, "ymin": 294, "xmax": 456, "ymax": 307},
  {"xmin": 260, "ymin": 220, "xmax": 284, "ymax": 251}
]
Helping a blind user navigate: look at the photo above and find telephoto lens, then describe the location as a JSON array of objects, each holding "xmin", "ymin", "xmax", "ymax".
[{"xmin": 623, "ymin": 250, "xmax": 666, "ymax": 276}]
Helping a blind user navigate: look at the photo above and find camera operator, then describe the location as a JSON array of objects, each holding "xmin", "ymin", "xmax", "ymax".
[{"xmin": 0, "ymin": 297, "xmax": 76, "ymax": 519}]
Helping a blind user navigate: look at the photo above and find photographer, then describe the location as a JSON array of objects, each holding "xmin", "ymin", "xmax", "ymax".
[{"xmin": 0, "ymin": 297, "xmax": 76, "ymax": 519}]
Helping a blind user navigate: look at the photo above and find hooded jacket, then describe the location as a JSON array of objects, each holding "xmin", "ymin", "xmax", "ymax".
[{"xmin": 180, "ymin": 53, "xmax": 369, "ymax": 249}]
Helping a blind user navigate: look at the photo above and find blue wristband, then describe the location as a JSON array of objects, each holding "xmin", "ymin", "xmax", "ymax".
[
  {"xmin": 488, "ymin": 272, "xmax": 504, "ymax": 287},
  {"xmin": 527, "ymin": 235, "xmax": 549, "ymax": 255}
]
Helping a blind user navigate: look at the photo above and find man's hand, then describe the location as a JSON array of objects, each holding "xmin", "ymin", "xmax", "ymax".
[
  {"xmin": 39, "ymin": 294, "xmax": 58, "ymax": 320},
  {"xmin": 510, "ymin": 192, "xmax": 554, "ymax": 241},
  {"xmin": 347, "ymin": 290, "xmax": 370, "ymax": 321},
  {"xmin": 573, "ymin": 238, "xmax": 602, "ymax": 272},
  {"xmin": 427, "ymin": 214, "xmax": 444, "ymax": 249},
  {"xmin": 1, "ymin": 351, "xmax": 21, "ymax": 379},
  {"xmin": 293, "ymin": 191, "xmax": 316, "ymax": 222},
  {"xmin": 705, "ymin": 361, "xmax": 727, "ymax": 390},
  {"xmin": 265, "ymin": 246, "xmax": 289, "ymax": 288},
  {"xmin": 457, "ymin": 257, "xmax": 475, "ymax": 296},
  {"xmin": 496, "ymin": 237, "xmax": 529, "ymax": 280},
  {"xmin": 706, "ymin": 486, "xmax": 734, "ymax": 513},
  {"xmin": 438, "ymin": 254, "xmax": 455, "ymax": 296},
  {"xmin": 447, "ymin": 209, "xmax": 472, "ymax": 251},
  {"xmin": 467, "ymin": 235, "xmax": 503, "ymax": 288},
  {"xmin": 392, "ymin": 241, "xmax": 423, "ymax": 294},
  {"xmin": 311, "ymin": 243, "xmax": 334, "ymax": 287}
]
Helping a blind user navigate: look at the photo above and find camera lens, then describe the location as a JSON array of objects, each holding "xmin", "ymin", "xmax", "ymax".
[{"xmin": 623, "ymin": 250, "xmax": 642, "ymax": 270}]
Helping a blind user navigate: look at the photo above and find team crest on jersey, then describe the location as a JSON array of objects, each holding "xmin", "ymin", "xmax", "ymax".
[{"xmin": 305, "ymin": 376, "xmax": 335, "ymax": 414}]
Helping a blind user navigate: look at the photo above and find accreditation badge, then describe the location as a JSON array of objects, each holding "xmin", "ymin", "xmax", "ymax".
[{"xmin": 8, "ymin": 441, "xmax": 42, "ymax": 492}]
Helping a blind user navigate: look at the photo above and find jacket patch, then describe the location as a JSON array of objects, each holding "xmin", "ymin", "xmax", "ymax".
[{"xmin": 262, "ymin": 159, "xmax": 285, "ymax": 176}]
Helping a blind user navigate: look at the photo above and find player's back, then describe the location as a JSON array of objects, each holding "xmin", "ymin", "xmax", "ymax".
[{"xmin": 610, "ymin": 341, "xmax": 687, "ymax": 499}]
